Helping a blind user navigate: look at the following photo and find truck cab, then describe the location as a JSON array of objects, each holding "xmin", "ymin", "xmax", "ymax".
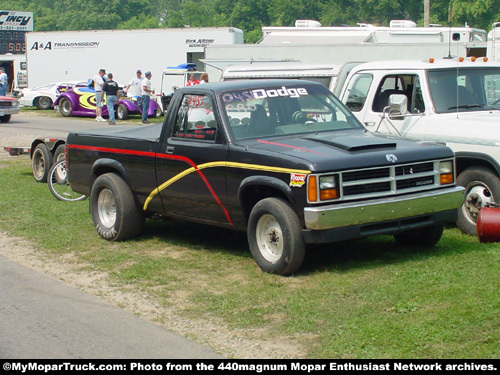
[{"xmin": 339, "ymin": 58, "xmax": 500, "ymax": 235}]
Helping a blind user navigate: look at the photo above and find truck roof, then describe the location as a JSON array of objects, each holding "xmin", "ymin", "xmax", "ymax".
[{"xmin": 351, "ymin": 58, "xmax": 500, "ymax": 71}]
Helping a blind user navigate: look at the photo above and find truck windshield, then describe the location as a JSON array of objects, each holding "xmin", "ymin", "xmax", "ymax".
[
  {"xmin": 428, "ymin": 68, "xmax": 500, "ymax": 113},
  {"xmin": 220, "ymin": 84, "xmax": 363, "ymax": 140}
]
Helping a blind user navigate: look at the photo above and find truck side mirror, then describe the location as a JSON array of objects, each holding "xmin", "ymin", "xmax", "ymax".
[{"xmin": 388, "ymin": 94, "xmax": 408, "ymax": 117}]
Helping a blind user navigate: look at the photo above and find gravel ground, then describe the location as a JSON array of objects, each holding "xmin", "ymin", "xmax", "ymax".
[{"xmin": 0, "ymin": 113, "xmax": 306, "ymax": 359}]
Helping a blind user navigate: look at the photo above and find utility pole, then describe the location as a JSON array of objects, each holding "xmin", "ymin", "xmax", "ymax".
[{"xmin": 424, "ymin": 0, "xmax": 430, "ymax": 27}]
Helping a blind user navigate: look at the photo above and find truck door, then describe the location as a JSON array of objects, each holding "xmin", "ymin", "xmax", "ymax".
[
  {"xmin": 155, "ymin": 92, "xmax": 231, "ymax": 225},
  {"xmin": 343, "ymin": 72, "xmax": 428, "ymax": 139}
]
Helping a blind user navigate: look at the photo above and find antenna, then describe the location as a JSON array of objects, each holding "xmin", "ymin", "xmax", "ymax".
[{"xmin": 445, "ymin": 2, "xmax": 453, "ymax": 59}]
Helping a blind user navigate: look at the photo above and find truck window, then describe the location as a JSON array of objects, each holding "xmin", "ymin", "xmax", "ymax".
[
  {"xmin": 342, "ymin": 73, "xmax": 373, "ymax": 112},
  {"xmin": 372, "ymin": 74, "xmax": 422, "ymax": 113},
  {"xmin": 172, "ymin": 94, "xmax": 217, "ymax": 141},
  {"xmin": 221, "ymin": 84, "xmax": 363, "ymax": 140}
]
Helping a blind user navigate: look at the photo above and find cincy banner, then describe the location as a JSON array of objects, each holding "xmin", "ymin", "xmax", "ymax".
[{"xmin": 0, "ymin": 10, "xmax": 33, "ymax": 31}]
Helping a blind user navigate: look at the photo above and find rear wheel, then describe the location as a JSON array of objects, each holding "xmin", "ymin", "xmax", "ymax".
[
  {"xmin": 90, "ymin": 173, "xmax": 145, "ymax": 241},
  {"xmin": 59, "ymin": 98, "xmax": 73, "ymax": 117},
  {"xmin": 35, "ymin": 96, "xmax": 53, "ymax": 110},
  {"xmin": 394, "ymin": 223, "xmax": 444, "ymax": 247},
  {"xmin": 32, "ymin": 143, "xmax": 52, "ymax": 182},
  {"xmin": 248, "ymin": 197, "xmax": 305, "ymax": 275},
  {"xmin": 456, "ymin": 167, "xmax": 500, "ymax": 235}
]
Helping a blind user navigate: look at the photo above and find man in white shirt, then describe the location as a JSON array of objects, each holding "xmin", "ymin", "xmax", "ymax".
[
  {"xmin": 124, "ymin": 70, "xmax": 144, "ymax": 98},
  {"xmin": 0, "ymin": 68, "xmax": 8, "ymax": 96},
  {"xmin": 93, "ymin": 68, "xmax": 106, "ymax": 122},
  {"xmin": 141, "ymin": 71, "xmax": 155, "ymax": 124}
]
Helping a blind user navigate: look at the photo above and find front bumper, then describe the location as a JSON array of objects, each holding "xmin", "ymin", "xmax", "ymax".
[
  {"xmin": 0, "ymin": 106, "xmax": 20, "ymax": 116},
  {"xmin": 304, "ymin": 186, "xmax": 465, "ymax": 231}
]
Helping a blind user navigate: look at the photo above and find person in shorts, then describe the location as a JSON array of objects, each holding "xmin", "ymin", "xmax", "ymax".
[{"xmin": 93, "ymin": 69, "xmax": 106, "ymax": 122}]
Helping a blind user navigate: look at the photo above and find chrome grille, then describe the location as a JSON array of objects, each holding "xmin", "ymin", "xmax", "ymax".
[{"xmin": 338, "ymin": 160, "xmax": 450, "ymax": 201}]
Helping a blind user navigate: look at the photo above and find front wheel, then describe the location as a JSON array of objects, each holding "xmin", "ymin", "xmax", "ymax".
[
  {"xmin": 90, "ymin": 173, "xmax": 144, "ymax": 241},
  {"xmin": 35, "ymin": 96, "xmax": 53, "ymax": 110},
  {"xmin": 116, "ymin": 103, "xmax": 128, "ymax": 120},
  {"xmin": 59, "ymin": 98, "xmax": 73, "ymax": 117},
  {"xmin": 247, "ymin": 197, "xmax": 305, "ymax": 275},
  {"xmin": 0, "ymin": 115, "xmax": 11, "ymax": 123},
  {"xmin": 456, "ymin": 167, "xmax": 500, "ymax": 235}
]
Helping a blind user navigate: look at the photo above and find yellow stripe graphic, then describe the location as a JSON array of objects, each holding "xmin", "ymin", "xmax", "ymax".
[{"xmin": 143, "ymin": 161, "xmax": 311, "ymax": 210}]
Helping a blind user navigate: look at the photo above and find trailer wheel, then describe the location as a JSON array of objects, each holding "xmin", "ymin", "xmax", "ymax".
[
  {"xmin": 394, "ymin": 223, "xmax": 444, "ymax": 247},
  {"xmin": 32, "ymin": 143, "xmax": 52, "ymax": 183},
  {"xmin": 53, "ymin": 144, "xmax": 66, "ymax": 164},
  {"xmin": 456, "ymin": 167, "xmax": 500, "ymax": 235},
  {"xmin": 247, "ymin": 197, "xmax": 305, "ymax": 275},
  {"xmin": 59, "ymin": 98, "xmax": 73, "ymax": 117},
  {"xmin": 117, "ymin": 104, "xmax": 128, "ymax": 120},
  {"xmin": 0, "ymin": 115, "xmax": 11, "ymax": 123},
  {"xmin": 35, "ymin": 96, "xmax": 53, "ymax": 110},
  {"xmin": 90, "ymin": 173, "xmax": 144, "ymax": 241}
]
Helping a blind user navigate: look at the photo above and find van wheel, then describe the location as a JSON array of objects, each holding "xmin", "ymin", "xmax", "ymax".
[
  {"xmin": 394, "ymin": 223, "xmax": 444, "ymax": 247},
  {"xmin": 456, "ymin": 167, "xmax": 500, "ymax": 235},
  {"xmin": 90, "ymin": 173, "xmax": 144, "ymax": 241},
  {"xmin": 248, "ymin": 197, "xmax": 305, "ymax": 275},
  {"xmin": 32, "ymin": 143, "xmax": 52, "ymax": 182}
]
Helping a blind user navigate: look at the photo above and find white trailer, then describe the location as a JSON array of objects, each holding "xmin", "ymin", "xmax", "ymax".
[
  {"xmin": 204, "ymin": 20, "xmax": 488, "ymax": 81},
  {"xmin": 25, "ymin": 27, "xmax": 243, "ymax": 89}
]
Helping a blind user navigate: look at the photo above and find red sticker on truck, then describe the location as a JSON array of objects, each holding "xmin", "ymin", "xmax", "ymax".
[{"xmin": 290, "ymin": 173, "xmax": 307, "ymax": 187}]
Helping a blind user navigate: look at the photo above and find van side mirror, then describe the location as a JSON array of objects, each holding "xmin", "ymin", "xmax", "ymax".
[{"xmin": 388, "ymin": 94, "xmax": 408, "ymax": 116}]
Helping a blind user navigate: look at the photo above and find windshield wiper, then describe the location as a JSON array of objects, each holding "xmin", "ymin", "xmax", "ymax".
[{"xmin": 447, "ymin": 104, "xmax": 485, "ymax": 110}]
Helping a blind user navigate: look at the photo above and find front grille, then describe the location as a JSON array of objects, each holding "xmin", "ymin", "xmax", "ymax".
[
  {"xmin": 337, "ymin": 159, "xmax": 450, "ymax": 201},
  {"xmin": 0, "ymin": 102, "xmax": 13, "ymax": 108}
]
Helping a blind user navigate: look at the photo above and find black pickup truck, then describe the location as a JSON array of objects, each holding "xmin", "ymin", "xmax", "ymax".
[{"xmin": 67, "ymin": 80, "xmax": 464, "ymax": 275}]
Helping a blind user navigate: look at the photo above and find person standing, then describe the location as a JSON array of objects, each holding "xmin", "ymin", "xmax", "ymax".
[
  {"xmin": 199, "ymin": 73, "xmax": 209, "ymax": 84},
  {"xmin": 141, "ymin": 71, "xmax": 155, "ymax": 124},
  {"xmin": 186, "ymin": 73, "xmax": 199, "ymax": 86},
  {"xmin": 93, "ymin": 69, "xmax": 106, "ymax": 122},
  {"xmin": 124, "ymin": 70, "xmax": 144, "ymax": 98},
  {"xmin": 0, "ymin": 68, "xmax": 8, "ymax": 96},
  {"xmin": 102, "ymin": 73, "xmax": 119, "ymax": 125}
]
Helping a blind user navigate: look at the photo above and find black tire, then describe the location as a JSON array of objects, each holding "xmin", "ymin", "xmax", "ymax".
[
  {"xmin": 59, "ymin": 98, "xmax": 73, "ymax": 117},
  {"xmin": 116, "ymin": 104, "xmax": 128, "ymax": 120},
  {"xmin": 247, "ymin": 197, "xmax": 305, "ymax": 275},
  {"xmin": 32, "ymin": 143, "xmax": 52, "ymax": 183},
  {"xmin": 53, "ymin": 144, "xmax": 66, "ymax": 164},
  {"xmin": 34, "ymin": 96, "xmax": 53, "ymax": 110},
  {"xmin": 90, "ymin": 173, "xmax": 145, "ymax": 241},
  {"xmin": 456, "ymin": 167, "xmax": 500, "ymax": 236},
  {"xmin": 0, "ymin": 115, "xmax": 11, "ymax": 123},
  {"xmin": 394, "ymin": 223, "xmax": 444, "ymax": 247},
  {"xmin": 47, "ymin": 160, "xmax": 87, "ymax": 202}
]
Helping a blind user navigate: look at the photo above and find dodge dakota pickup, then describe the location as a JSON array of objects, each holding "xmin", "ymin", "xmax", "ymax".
[{"xmin": 66, "ymin": 80, "xmax": 464, "ymax": 275}]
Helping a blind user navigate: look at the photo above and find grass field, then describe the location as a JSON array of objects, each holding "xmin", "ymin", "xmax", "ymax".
[{"xmin": 0, "ymin": 158, "xmax": 498, "ymax": 358}]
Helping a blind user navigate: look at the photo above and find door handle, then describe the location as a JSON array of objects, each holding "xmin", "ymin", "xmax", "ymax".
[
  {"xmin": 364, "ymin": 122, "xmax": 375, "ymax": 127},
  {"xmin": 166, "ymin": 146, "xmax": 174, "ymax": 154}
]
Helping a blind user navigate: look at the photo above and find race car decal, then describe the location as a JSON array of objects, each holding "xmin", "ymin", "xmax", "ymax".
[{"xmin": 68, "ymin": 144, "xmax": 311, "ymax": 224}]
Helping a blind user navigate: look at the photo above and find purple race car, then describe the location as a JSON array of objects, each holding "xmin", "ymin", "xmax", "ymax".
[{"xmin": 53, "ymin": 87, "xmax": 161, "ymax": 120}]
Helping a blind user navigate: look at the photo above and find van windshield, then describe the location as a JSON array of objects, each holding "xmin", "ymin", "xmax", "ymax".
[
  {"xmin": 428, "ymin": 68, "xmax": 500, "ymax": 113},
  {"xmin": 220, "ymin": 84, "xmax": 363, "ymax": 140}
]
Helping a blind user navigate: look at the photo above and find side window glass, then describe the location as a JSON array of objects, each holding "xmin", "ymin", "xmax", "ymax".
[
  {"xmin": 342, "ymin": 73, "xmax": 373, "ymax": 112},
  {"xmin": 172, "ymin": 94, "xmax": 217, "ymax": 141}
]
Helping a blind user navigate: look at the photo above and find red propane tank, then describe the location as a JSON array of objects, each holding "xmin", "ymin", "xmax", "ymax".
[{"xmin": 477, "ymin": 203, "xmax": 500, "ymax": 243}]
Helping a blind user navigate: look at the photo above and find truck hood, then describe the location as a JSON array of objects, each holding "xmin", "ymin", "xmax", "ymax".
[
  {"xmin": 245, "ymin": 129, "xmax": 454, "ymax": 171},
  {"xmin": 428, "ymin": 111, "xmax": 500, "ymax": 145}
]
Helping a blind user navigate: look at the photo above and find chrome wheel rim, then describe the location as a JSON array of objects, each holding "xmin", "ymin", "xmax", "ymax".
[
  {"xmin": 256, "ymin": 214, "xmax": 283, "ymax": 263},
  {"xmin": 98, "ymin": 188, "xmax": 116, "ymax": 228}
]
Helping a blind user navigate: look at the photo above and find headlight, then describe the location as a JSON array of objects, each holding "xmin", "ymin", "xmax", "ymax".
[
  {"xmin": 439, "ymin": 160, "xmax": 454, "ymax": 184},
  {"xmin": 308, "ymin": 174, "xmax": 339, "ymax": 202}
]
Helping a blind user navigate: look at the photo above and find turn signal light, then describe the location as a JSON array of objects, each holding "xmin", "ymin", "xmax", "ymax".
[
  {"xmin": 440, "ymin": 173, "xmax": 454, "ymax": 184},
  {"xmin": 308, "ymin": 176, "xmax": 318, "ymax": 202},
  {"xmin": 320, "ymin": 189, "xmax": 338, "ymax": 200}
]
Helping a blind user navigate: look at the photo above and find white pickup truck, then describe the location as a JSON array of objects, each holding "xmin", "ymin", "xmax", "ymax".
[
  {"xmin": 338, "ymin": 58, "xmax": 500, "ymax": 235},
  {"xmin": 221, "ymin": 58, "xmax": 500, "ymax": 235}
]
